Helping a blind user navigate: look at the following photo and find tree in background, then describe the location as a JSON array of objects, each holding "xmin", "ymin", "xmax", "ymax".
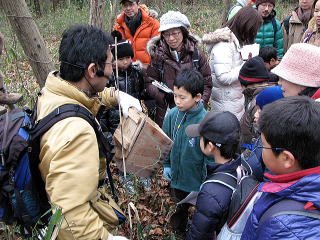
[{"xmin": 0, "ymin": 0, "xmax": 55, "ymax": 87}]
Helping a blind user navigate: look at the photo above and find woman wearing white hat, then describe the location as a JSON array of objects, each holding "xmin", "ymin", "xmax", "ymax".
[
  {"xmin": 272, "ymin": 43, "xmax": 320, "ymax": 99},
  {"xmin": 145, "ymin": 11, "xmax": 212, "ymax": 127}
]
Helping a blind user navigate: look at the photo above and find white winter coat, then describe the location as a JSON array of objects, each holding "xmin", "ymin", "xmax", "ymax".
[{"xmin": 202, "ymin": 27, "xmax": 245, "ymax": 120}]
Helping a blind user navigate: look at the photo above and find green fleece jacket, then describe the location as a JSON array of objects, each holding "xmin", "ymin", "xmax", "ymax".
[
  {"xmin": 255, "ymin": 9, "xmax": 284, "ymax": 58},
  {"xmin": 162, "ymin": 102, "xmax": 210, "ymax": 192}
]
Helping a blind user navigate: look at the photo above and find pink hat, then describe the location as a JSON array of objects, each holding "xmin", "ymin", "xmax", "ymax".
[{"xmin": 271, "ymin": 43, "xmax": 320, "ymax": 87}]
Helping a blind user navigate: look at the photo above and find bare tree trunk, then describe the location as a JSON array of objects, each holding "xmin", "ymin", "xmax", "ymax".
[
  {"xmin": 0, "ymin": 0, "xmax": 55, "ymax": 88},
  {"xmin": 106, "ymin": 0, "xmax": 118, "ymax": 32},
  {"xmin": 34, "ymin": 0, "xmax": 41, "ymax": 17},
  {"xmin": 221, "ymin": 0, "xmax": 232, "ymax": 26},
  {"xmin": 53, "ymin": 0, "xmax": 60, "ymax": 11},
  {"xmin": 89, "ymin": 0, "xmax": 106, "ymax": 29}
]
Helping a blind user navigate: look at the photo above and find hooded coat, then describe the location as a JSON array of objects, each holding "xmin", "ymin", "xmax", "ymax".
[
  {"xmin": 255, "ymin": 9, "xmax": 284, "ymax": 58},
  {"xmin": 37, "ymin": 72, "xmax": 122, "ymax": 240},
  {"xmin": 114, "ymin": 8, "xmax": 160, "ymax": 65},
  {"xmin": 202, "ymin": 27, "xmax": 245, "ymax": 120},
  {"xmin": 241, "ymin": 167, "xmax": 320, "ymax": 240},
  {"xmin": 145, "ymin": 34, "xmax": 212, "ymax": 126}
]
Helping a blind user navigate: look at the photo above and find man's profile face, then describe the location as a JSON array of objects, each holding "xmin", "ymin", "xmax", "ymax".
[
  {"xmin": 299, "ymin": 0, "xmax": 314, "ymax": 10},
  {"xmin": 257, "ymin": 2, "xmax": 274, "ymax": 18},
  {"xmin": 123, "ymin": 1, "xmax": 139, "ymax": 19}
]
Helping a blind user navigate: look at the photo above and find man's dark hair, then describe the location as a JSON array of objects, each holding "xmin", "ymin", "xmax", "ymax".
[
  {"xmin": 259, "ymin": 47, "xmax": 278, "ymax": 63},
  {"xmin": 225, "ymin": 6, "xmax": 263, "ymax": 45},
  {"xmin": 174, "ymin": 69, "xmax": 204, "ymax": 97},
  {"xmin": 259, "ymin": 96, "xmax": 320, "ymax": 169},
  {"xmin": 59, "ymin": 24, "xmax": 113, "ymax": 82},
  {"xmin": 203, "ymin": 137, "xmax": 239, "ymax": 159}
]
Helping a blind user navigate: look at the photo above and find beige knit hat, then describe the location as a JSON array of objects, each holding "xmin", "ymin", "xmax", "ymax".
[
  {"xmin": 271, "ymin": 43, "xmax": 320, "ymax": 87},
  {"xmin": 159, "ymin": 11, "xmax": 190, "ymax": 32}
]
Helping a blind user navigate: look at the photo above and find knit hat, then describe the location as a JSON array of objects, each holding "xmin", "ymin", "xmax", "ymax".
[
  {"xmin": 238, "ymin": 56, "xmax": 270, "ymax": 87},
  {"xmin": 271, "ymin": 43, "xmax": 320, "ymax": 87},
  {"xmin": 186, "ymin": 111, "xmax": 240, "ymax": 145},
  {"xmin": 111, "ymin": 31, "xmax": 134, "ymax": 59},
  {"xmin": 255, "ymin": 0, "xmax": 276, "ymax": 7},
  {"xmin": 256, "ymin": 86, "xmax": 284, "ymax": 110},
  {"xmin": 158, "ymin": 11, "xmax": 191, "ymax": 32}
]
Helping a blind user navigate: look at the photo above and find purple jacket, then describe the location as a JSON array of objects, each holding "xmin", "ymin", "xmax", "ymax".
[{"xmin": 241, "ymin": 167, "xmax": 320, "ymax": 240}]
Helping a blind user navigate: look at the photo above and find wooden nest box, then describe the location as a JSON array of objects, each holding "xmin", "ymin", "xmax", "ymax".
[{"xmin": 113, "ymin": 108, "xmax": 173, "ymax": 177}]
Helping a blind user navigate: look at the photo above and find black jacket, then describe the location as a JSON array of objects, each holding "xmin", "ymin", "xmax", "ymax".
[{"xmin": 186, "ymin": 156, "xmax": 241, "ymax": 240}]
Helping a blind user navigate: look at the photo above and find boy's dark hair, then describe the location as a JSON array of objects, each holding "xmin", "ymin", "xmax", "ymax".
[
  {"xmin": 174, "ymin": 69, "xmax": 204, "ymax": 97},
  {"xmin": 59, "ymin": 24, "xmax": 113, "ymax": 82},
  {"xmin": 203, "ymin": 137, "xmax": 239, "ymax": 159},
  {"xmin": 259, "ymin": 47, "xmax": 278, "ymax": 63},
  {"xmin": 298, "ymin": 87, "xmax": 319, "ymax": 97},
  {"xmin": 259, "ymin": 96, "xmax": 320, "ymax": 169},
  {"xmin": 225, "ymin": 6, "xmax": 263, "ymax": 45}
]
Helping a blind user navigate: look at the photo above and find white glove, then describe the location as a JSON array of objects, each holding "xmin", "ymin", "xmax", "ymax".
[
  {"xmin": 118, "ymin": 91, "xmax": 142, "ymax": 118},
  {"xmin": 107, "ymin": 233, "xmax": 129, "ymax": 240}
]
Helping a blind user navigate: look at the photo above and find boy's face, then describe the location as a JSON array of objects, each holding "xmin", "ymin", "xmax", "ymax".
[
  {"xmin": 261, "ymin": 133, "xmax": 285, "ymax": 175},
  {"xmin": 254, "ymin": 106, "xmax": 261, "ymax": 124},
  {"xmin": 117, "ymin": 56, "xmax": 132, "ymax": 70},
  {"xmin": 173, "ymin": 86, "xmax": 201, "ymax": 112},
  {"xmin": 268, "ymin": 58, "xmax": 279, "ymax": 70}
]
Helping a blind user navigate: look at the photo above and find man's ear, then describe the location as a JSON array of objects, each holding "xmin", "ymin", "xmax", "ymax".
[
  {"xmin": 194, "ymin": 93, "xmax": 202, "ymax": 102},
  {"xmin": 87, "ymin": 63, "xmax": 97, "ymax": 78},
  {"xmin": 281, "ymin": 150, "xmax": 300, "ymax": 170}
]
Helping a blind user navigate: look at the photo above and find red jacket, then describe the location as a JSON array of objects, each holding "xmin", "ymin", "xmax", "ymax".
[{"xmin": 114, "ymin": 8, "xmax": 160, "ymax": 65}]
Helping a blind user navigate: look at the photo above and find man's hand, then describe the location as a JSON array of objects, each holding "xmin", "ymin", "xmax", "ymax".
[
  {"xmin": 163, "ymin": 167, "xmax": 172, "ymax": 181},
  {"xmin": 117, "ymin": 91, "xmax": 142, "ymax": 118}
]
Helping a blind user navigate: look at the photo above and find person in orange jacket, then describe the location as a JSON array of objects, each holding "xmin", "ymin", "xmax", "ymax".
[{"xmin": 113, "ymin": 0, "xmax": 160, "ymax": 68}]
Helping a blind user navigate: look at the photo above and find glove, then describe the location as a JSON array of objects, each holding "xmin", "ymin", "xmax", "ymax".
[
  {"xmin": 118, "ymin": 91, "xmax": 142, "ymax": 118},
  {"xmin": 163, "ymin": 167, "xmax": 172, "ymax": 181},
  {"xmin": 107, "ymin": 233, "xmax": 129, "ymax": 240}
]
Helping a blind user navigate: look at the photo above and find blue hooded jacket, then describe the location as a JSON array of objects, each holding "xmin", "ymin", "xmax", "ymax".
[{"xmin": 241, "ymin": 167, "xmax": 320, "ymax": 240}]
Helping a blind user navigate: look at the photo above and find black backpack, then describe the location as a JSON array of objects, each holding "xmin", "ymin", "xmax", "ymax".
[{"xmin": 0, "ymin": 103, "xmax": 118, "ymax": 238}]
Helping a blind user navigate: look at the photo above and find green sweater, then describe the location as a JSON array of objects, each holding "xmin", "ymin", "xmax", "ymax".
[
  {"xmin": 255, "ymin": 10, "xmax": 284, "ymax": 58},
  {"xmin": 162, "ymin": 102, "xmax": 210, "ymax": 192}
]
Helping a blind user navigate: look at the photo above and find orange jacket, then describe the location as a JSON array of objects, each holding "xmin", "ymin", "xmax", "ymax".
[{"xmin": 114, "ymin": 8, "xmax": 160, "ymax": 65}]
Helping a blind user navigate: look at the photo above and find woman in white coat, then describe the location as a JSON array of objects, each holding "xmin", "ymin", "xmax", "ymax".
[{"xmin": 202, "ymin": 6, "xmax": 263, "ymax": 120}]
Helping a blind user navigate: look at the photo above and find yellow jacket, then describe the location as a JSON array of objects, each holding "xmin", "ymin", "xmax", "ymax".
[{"xmin": 37, "ymin": 71, "xmax": 120, "ymax": 239}]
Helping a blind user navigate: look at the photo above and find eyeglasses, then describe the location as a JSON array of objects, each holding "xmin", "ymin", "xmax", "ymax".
[
  {"xmin": 162, "ymin": 31, "xmax": 181, "ymax": 39},
  {"xmin": 104, "ymin": 61, "xmax": 114, "ymax": 66},
  {"xmin": 256, "ymin": 145, "xmax": 285, "ymax": 152}
]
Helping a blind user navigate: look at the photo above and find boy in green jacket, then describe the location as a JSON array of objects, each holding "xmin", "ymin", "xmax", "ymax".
[{"xmin": 162, "ymin": 69, "xmax": 210, "ymax": 236}]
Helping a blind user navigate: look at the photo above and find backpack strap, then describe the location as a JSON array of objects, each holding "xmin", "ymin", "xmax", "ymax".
[
  {"xmin": 30, "ymin": 104, "xmax": 118, "ymax": 202},
  {"xmin": 201, "ymin": 172, "xmax": 237, "ymax": 192},
  {"xmin": 259, "ymin": 199, "xmax": 320, "ymax": 225},
  {"xmin": 192, "ymin": 47, "xmax": 200, "ymax": 70},
  {"xmin": 271, "ymin": 17, "xmax": 278, "ymax": 48},
  {"xmin": 282, "ymin": 16, "xmax": 291, "ymax": 35}
]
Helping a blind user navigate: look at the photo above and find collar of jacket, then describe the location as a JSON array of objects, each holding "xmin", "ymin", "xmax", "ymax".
[
  {"xmin": 289, "ymin": 7, "xmax": 303, "ymax": 24},
  {"xmin": 206, "ymin": 154, "xmax": 241, "ymax": 178},
  {"xmin": 116, "ymin": 8, "xmax": 153, "ymax": 39},
  {"xmin": 264, "ymin": 166, "xmax": 320, "ymax": 183},
  {"xmin": 45, "ymin": 71, "xmax": 102, "ymax": 115},
  {"xmin": 177, "ymin": 100, "xmax": 204, "ymax": 118}
]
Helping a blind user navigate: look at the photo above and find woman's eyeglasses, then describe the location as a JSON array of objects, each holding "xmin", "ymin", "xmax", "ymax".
[
  {"xmin": 256, "ymin": 145, "xmax": 285, "ymax": 152},
  {"xmin": 163, "ymin": 31, "xmax": 181, "ymax": 39}
]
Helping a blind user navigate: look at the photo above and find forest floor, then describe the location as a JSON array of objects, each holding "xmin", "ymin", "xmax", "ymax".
[{"xmin": 0, "ymin": 0, "xmax": 295, "ymax": 239}]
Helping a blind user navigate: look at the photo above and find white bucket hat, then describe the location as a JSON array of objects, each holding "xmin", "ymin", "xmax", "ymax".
[
  {"xmin": 158, "ymin": 11, "xmax": 191, "ymax": 32},
  {"xmin": 271, "ymin": 43, "xmax": 320, "ymax": 87}
]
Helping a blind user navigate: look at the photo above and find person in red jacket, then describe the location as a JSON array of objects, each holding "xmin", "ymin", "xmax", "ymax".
[{"xmin": 113, "ymin": 0, "xmax": 160, "ymax": 67}]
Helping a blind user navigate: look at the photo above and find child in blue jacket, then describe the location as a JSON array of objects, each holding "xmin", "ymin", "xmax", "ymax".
[
  {"xmin": 185, "ymin": 111, "xmax": 241, "ymax": 240},
  {"xmin": 241, "ymin": 96, "xmax": 320, "ymax": 240},
  {"xmin": 162, "ymin": 69, "xmax": 210, "ymax": 236}
]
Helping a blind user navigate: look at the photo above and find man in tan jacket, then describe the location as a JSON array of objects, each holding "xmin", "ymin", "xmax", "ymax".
[{"xmin": 37, "ymin": 24, "xmax": 141, "ymax": 240}]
